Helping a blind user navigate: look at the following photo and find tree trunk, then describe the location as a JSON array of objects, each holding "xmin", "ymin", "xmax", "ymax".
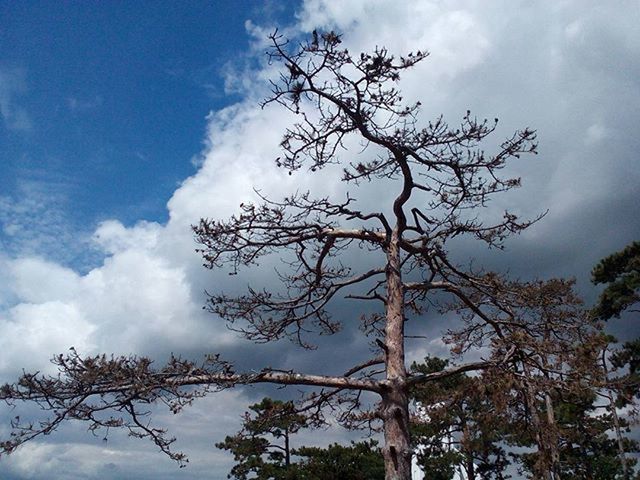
[
  {"xmin": 382, "ymin": 228, "xmax": 412, "ymax": 480},
  {"xmin": 520, "ymin": 367, "xmax": 552, "ymax": 480},
  {"xmin": 465, "ymin": 456, "xmax": 475, "ymax": 480},
  {"xmin": 382, "ymin": 387, "xmax": 412, "ymax": 480},
  {"xmin": 602, "ymin": 350, "xmax": 630, "ymax": 480},
  {"xmin": 284, "ymin": 426, "xmax": 290, "ymax": 467},
  {"xmin": 609, "ymin": 395, "xmax": 629, "ymax": 480},
  {"xmin": 529, "ymin": 398, "xmax": 552, "ymax": 480},
  {"xmin": 544, "ymin": 392, "xmax": 561, "ymax": 480},
  {"xmin": 462, "ymin": 423, "xmax": 475, "ymax": 480}
]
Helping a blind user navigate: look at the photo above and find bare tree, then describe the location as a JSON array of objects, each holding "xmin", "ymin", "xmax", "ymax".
[{"xmin": 2, "ymin": 31, "xmax": 549, "ymax": 480}]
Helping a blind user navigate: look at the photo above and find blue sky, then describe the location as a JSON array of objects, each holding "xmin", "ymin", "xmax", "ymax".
[
  {"xmin": 0, "ymin": 1, "xmax": 294, "ymax": 263},
  {"xmin": 1, "ymin": 1, "xmax": 639, "ymax": 478}
]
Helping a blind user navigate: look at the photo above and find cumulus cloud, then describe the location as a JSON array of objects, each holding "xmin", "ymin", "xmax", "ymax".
[{"xmin": 1, "ymin": 1, "xmax": 639, "ymax": 478}]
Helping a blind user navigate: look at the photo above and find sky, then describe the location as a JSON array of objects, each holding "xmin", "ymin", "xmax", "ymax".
[{"xmin": 1, "ymin": 1, "xmax": 639, "ymax": 478}]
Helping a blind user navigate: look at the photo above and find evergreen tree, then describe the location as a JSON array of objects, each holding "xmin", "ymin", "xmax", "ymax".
[
  {"xmin": 592, "ymin": 240, "xmax": 640, "ymax": 479},
  {"xmin": 295, "ymin": 440, "xmax": 385, "ymax": 480},
  {"xmin": 592, "ymin": 241, "xmax": 640, "ymax": 321},
  {"xmin": 410, "ymin": 357, "xmax": 510, "ymax": 479},
  {"xmin": 514, "ymin": 387, "xmax": 639, "ymax": 480},
  {"xmin": 216, "ymin": 398, "xmax": 308, "ymax": 479},
  {"xmin": 217, "ymin": 397, "xmax": 384, "ymax": 479},
  {"xmin": 593, "ymin": 240, "xmax": 640, "ymax": 403}
]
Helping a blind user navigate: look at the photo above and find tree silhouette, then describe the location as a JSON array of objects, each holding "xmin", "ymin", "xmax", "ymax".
[
  {"xmin": 1, "ymin": 30, "xmax": 561, "ymax": 479},
  {"xmin": 592, "ymin": 241, "xmax": 640, "ymax": 321}
]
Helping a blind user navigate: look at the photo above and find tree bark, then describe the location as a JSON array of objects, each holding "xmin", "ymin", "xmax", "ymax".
[
  {"xmin": 284, "ymin": 426, "xmax": 290, "ymax": 467},
  {"xmin": 544, "ymin": 392, "xmax": 561, "ymax": 480},
  {"xmin": 382, "ymin": 227, "xmax": 412, "ymax": 480},
  {"xmin": 520, "ymin": 368, "xmax": 552, "ymax": 480},
  {"xmin": 462, "ymin": 421, "xmax": 476, "ymax": 480},
  {"xmin": 601, "ymin": 349, "xmax": 630, "ymax": 480},
  {"xmin": 609, "ymin": 395, "xmax": 629, "ymax": 480}
]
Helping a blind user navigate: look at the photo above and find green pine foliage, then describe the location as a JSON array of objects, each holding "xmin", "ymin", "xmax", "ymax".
[
  {"xmin": 410, "ymin": 354, "xmax": 640, "ymax": 479},
  {"xmin": 215, "ymin": 398, "xmax": 308, "ymax": 479},
  {"xmin": 593, "ymin": 240, "xmax": 640, "ymax": 406},
  {"xmin": 592, "ymin": 241, "xmax": 640, "ymax": 320},
  {"xmin": 295, "ymin": 440, "xmax": 385, "ymax": 480},
  {"xmin": 517, "ymin": 389, "xmax": 639, "ymax": 479},
  {"xmin": 217, "ymin": 398, "xmax": 383, "ymax": 479},
  {"xmin": 410, "ymin": 357, "xmax": 511, "ymax": 480}
]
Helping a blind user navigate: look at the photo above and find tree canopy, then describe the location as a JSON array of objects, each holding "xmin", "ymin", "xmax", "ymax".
[
  {"xmin": 592, "ymin": 241, "xmax": 640, "ymax": 320},
  {"xmin": 217, "ymin": 397, "xmax": 384, "ymax": 480}
]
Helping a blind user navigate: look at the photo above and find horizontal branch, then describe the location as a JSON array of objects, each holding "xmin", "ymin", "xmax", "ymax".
[
  {"xmin": 406, "ymin": 360, "xmax": 491, "ymax": 386},
  {"xmin": 323, "ymin": 227, "xmax": 386, "ymax": 243},
  {"xmin": 406, "ymin": 346, "xmax": 516, "ymax": 386},
  {"xmin": 174, "ymin": 369, "xmax": 383, "ymax": 393},
  {"xmin": 0, "ymin": 350, "xmax": 386, "ymax": 462}
]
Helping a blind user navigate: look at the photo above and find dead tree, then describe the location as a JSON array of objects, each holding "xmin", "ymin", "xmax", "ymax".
[{"xmin": 1, "ymin": 31, "xmax": 543, "ymax": 480}]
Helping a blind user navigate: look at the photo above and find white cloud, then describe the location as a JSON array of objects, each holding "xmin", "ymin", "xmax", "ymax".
[
  {"xmin": 93, "ymin": 219, "xmax": 162, "ymax": 255},
  {"xmin": 564, "ymin": 19, "xmax": 583, "ymax": 41},
  {"xmin": 0, "ymin": 301, "xmax": 95, "ymax": 375},
  {"xmin": 298, "ymin": 1, "xmax": 491, "ymax": 88},
  {"xmin": 9, "ymin": 257, "xmax": 81, "ymax": 304},
  {"xmin": 1, "ymin": 390, "xmax": 251, "ymax": 480}
]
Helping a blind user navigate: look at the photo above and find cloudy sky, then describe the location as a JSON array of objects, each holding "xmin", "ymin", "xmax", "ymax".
[{"xmin": 1, "ymin": 1, "xmax": 639, "ymax": 478}]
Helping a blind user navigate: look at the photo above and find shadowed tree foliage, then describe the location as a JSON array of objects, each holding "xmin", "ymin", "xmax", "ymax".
[
  {"xmin": 509, "ymin": 379, "xmax": 639, "ymax": 479},
  {"xmin": 552, "ymin": 390, "xmax": 638, "ymax": 480},
  {"xmin": 410, "ymin": 279, "xmax": 611, "ymax": 480},
  {"xmin": 216, "ymin": 398, "xmax": 309, "ymax": 479},
  {"xmin": 217, "ymin": 397, "xmax": 383, "ymax": 480},
  {"xmin": 493, "ymin": 279, "xmax": 607, "ymax": 480},
  {"xmin": 295, "ymin": 440, "xmax": 385, "ymax": 480},
  {"xmin": 592, "ymin": 241, "xmax": 640, "ymax": 321},
  {"xmin": 1, "ymin": 30, "xmax": 574, "ymax": 480},
  {"xmin": 593, "ymin": 241, "xmax": 640, "ymax": 402},
  {"xmin": 411, "ymin": 354, "xmax": 639, "ymax": 479},
  {"xmin": 410, "ymin": 357, "xmax": 511, "ymax": 480},
  {"xmin": 501, "ymin": 244, "xmax": 640, "ymax": 480},
  {"xmin": 592, "ymin": 241, "xmax": 640, "ymax": 480}
]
